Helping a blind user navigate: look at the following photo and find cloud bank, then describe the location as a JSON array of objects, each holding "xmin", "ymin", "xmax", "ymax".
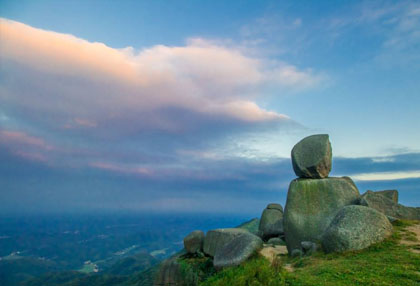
[{"xmin": 0, "ymin": 18, "xmax": 324, "ymax": 173}]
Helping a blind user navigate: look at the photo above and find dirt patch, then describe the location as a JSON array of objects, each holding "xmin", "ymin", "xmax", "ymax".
[
  {"xmin": 400, "ymin": 223, "xmax": 420, "ymax": 254},
  {"xmin": 259, "ymin": 245, "xmax": 288, "ymax": 263},
  {"xmin": 259, "ymin": 245, "xmax": 295, "ymax": 272},
  {"xmin": 283, "ymin": 263, "xmax": 295, "ymax": 272}
]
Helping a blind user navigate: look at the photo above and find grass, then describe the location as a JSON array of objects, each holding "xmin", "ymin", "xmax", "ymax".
[{"xmin": 193, "ymin": 220, "xmax": 420, "ymax": 286}]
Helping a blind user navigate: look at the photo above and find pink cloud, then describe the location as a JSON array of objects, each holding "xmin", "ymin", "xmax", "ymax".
[
  {"xmin": 0, "ymin": 18, "xmax": 321, "ymax": 128},
  {"xmin": 13, "ymin": 150, "xmax": 48, "ymax": 162},
  {"xmin": 90, "ymin": 162, "xmax": 152, "ymax": 176},
  {"xmin": 0, "ymin": 18, "xmax": 320, "ymax": 169},
  {"xmin": 0, "ymin": 130, "xmax": 54, "ymax": 150}
]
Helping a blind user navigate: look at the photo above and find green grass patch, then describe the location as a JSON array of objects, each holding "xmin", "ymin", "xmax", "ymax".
[{"xmin": 197, "ymin": 220, "xmax": 420, "ymax": 286}]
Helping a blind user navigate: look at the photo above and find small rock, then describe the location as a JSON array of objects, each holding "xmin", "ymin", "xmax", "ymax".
[
  {"xmin": 267, "ymin": 237, "xmax": 285, "ymax": 246},
  {"xmin": 322, "ymin": 205, "xmax": 393, "ymax": 253},
  {"xmin": 301, "ymin": 241, "xmax": 317, "ymax": 255},
  {"xmin": 301, "ymin": 241, "xmax": 313, "ymax": 251},
  {"xmin": 213, "ymin": 233, "xmax": 263, "ymax": 270},
  {"xmin": 291, "ymin": 249, "xmax": 303, "ymax": 258},
  {"xmin": 183, "ymin": 230, "xmax": 204, "ymax": 254},
  {"xmin": 291, "ymin": 134, "xmax": 332, "ymax": 179}
]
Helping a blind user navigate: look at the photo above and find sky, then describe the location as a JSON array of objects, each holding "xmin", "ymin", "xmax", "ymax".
[{"xmin": 0, "ymin": 0, "xmax": 420, "ymax": 216}]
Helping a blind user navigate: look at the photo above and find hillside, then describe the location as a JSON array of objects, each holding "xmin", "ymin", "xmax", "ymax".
[
  {"xmin": 20, "ymin": 253, "xmax": 158, "ymax": 286},
  {"xmin": 168, "ymin": 220, "xmax": 420, "ymax": 286}
]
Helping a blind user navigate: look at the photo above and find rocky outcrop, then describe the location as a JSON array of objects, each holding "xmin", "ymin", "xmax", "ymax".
[
  {"xmin": 322, "ymin": 205, "xmax": 393, "ymax": 253},
  {"xmin": 291, "ymin": 134, "xmax": 332, "ymax": 179},
  {"xmin": 258, "ymin": 203, "xmax": 284, "ymax": 240},
  {"xmin": 373, "ymin": 190, "xmax": 398, "ymax": 203},
  {"xmin": 213, "ymin": 232, "xmax": 263, "ymax": 270},
  {"xmin": 283, "ymin": 177, "xmax": 360, "ymax": 253},
  {"xmin": 183, "ymin": 230, "xmax": 204, "ymax": 254},
  {"xmin": 154, "ymin": 254, "xmax": 185, "ymax": 286},
  {"xmin": 203, "ymin": 228, "xmax": 249, "ymax": 257},
  {"xmin": 359, "ymin": 190, "xmax": 420, "ymax": 220}
]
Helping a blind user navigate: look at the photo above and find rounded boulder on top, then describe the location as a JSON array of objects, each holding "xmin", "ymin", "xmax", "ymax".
[{"xmin": 291, "ymin": 134, "xmax": 332, "ymax": 179}]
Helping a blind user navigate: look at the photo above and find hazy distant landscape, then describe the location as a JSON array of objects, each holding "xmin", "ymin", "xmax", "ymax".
[
  {"xmin": 1, "ymin": 0, "xmax": 420, "ymax": 285},
  {"xmin": 0, "ymin": 214, "xmax": 249, "ymax": 285}
]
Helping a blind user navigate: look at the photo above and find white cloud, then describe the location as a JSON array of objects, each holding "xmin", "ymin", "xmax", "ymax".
[{"xmin": 351, "ymin": 170, "xmax": 420, "ymax": 181}]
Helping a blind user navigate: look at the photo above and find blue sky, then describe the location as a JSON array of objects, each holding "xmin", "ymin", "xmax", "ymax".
[{"xmin": 0, "ymin": 0, "xmax": 419, "ymax": 215}]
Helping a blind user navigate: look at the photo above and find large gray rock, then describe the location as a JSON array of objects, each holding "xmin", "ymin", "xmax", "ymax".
[
  {"xmin": 291, "ymin": 134, "xmax": 332, "ymax": 179},
  {"xmin": 283, "ymin": 177, "xmax": 360, "ymax": 253},
  {"xmin": 322, "ymin": 205, "xmax": 393, "ymax": 253},
  {"xmin": 359, "ymin": 190, "xmax": 420, "ymax": 220},
  {"xmin": 258, "ymin": 204, "xmax": 284, "ymax": 240},
  {"xmin": 213, "ymin": 232, "xmax": 263, "ymax": 270},
  {"xmin": 183, "ymin": 230, "xmax": 204, "ymax": 254},
  {"xmin": 203, "ymin": 228, "xmax": 249, "ymax": 257}
]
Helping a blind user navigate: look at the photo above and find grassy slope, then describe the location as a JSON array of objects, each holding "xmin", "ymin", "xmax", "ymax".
[{"xmin": 199, "ymin": 220, "xmax": 420, "ymax": 286}]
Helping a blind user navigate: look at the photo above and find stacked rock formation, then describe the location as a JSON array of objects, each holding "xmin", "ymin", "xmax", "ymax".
[
  {"xmin": 284, "ymin": 134, "xmax": 398, "ymax": 254},
  {"xmin": 155, "ymin": 134, "xmax": 420, "ymax": 285},
  {"xmin": 284, "ymin": 134, "xmax": 361, "ymax": 253}
]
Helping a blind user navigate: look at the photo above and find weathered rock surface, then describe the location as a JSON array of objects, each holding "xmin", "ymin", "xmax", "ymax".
[
  {"xmin": 154, "ymin": 253, "xmax": 186, "ymax": 286},
  {"xmin": 237, "ymin": 218, "xmax": 260, "ymax": 235},
  {"xmin": 291, "ymin": 134, "xmax": 332, "ymax": 179},
  {"xmin": 284, "ymin": 177, "xmax": 360, "ymax": 253},
  {"xmin": 213, "ymin": 232, "xmax": 263, "ymax": 270},
  {"xmin": 203, "ymin": 228, "xmax": 249, "ymax": 257},
  {"xmin": 259, "ymin": 204, "xmax": 284, "ymax": 240},
  {"xmin": 373, "ymin": 189, "xmax": 399, "ymax": 203},
  {"xmin": 359, "ymin": 190, "xmax": 420, "ymax": 220},
  {"xmin": 267, "ymin": 203, "xmax": 283, "ymax": 211},
  {"xmin": 183, "ymin": 230, "xmax": 204, "ymax": 254},
  {"xmin": 322, "ymin": 205, "xmax": 393, "ymax": 253}
]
